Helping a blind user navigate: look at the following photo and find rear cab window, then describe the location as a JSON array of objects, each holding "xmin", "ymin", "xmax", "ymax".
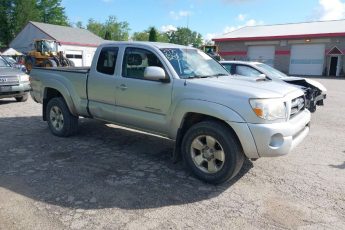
[{"xmin": 96, "ymin": 47, "xmax": 119, "ymax": 75}]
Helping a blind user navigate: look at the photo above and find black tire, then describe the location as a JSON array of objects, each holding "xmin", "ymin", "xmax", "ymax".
[
  {"xmin": 43, "ymin": 59, "xmax": 57, "ymax": 68},
  {"xmin": 181, "ymin": 121, "xmax": 245, "ymax": 184},
  {"xmin": 50, "ymin": 59, "xmax": 57, "ymax": 67},
  {"xmin": 68, "ymin": 59, "xmax": 75, "ymax": 67},
  {"xmin": 309, "ymin": 104, "xmax": 316, "ymax": 113},
  {"xmin": 15, "ymin": 93, "xmax": 28, "ymax": 102},
  {"xmin": 46, "ymin": 97, "xmax": 78, "ymax": 137},
  {"xmin": 25, "ymin": 57, "xmax": 35, "ymax": 73}
]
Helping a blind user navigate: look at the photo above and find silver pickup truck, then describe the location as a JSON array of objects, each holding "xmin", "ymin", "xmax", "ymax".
[{"xmin": 30, "ymin": 42, "xmax": 311, "ymax": 184}]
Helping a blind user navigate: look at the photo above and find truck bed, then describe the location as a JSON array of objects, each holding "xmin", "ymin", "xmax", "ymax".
[
  {"xmin": 30, "ymin": 67, "xmax": 90, "ymax": 117},
  {"xmin": 32, "ymin": 67, "xmax": 90, "ymax": 74}
]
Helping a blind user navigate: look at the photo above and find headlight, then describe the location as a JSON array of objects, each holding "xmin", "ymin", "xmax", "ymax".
[
  {"xmin": 249, "ymin": 98, "xmax": 287, "ymax": 121},
  {"xmin": 19, "ymin": 74, "xmax": 30, "ymax": 82}
]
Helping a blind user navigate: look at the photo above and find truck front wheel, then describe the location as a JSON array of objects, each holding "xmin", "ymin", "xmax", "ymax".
[
  {"xmin": 46, "ymin": 97, "xmax": 78, "ymax": 137},
  {"xmin": 181, "ymin": 121, "xmax": 244, "ymax": 184}
]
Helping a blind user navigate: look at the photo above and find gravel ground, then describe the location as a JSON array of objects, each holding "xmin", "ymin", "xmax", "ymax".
[{"xmin": 0, "ymin": 78, "xmax": 344, "ymax": 230}]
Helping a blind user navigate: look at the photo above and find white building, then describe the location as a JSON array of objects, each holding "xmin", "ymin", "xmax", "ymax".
[{"xmin": 10, "ymin": 21, "xmax": 104, "ymax": 67}]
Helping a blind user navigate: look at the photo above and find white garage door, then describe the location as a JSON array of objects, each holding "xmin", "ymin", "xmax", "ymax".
[
  {"xmin": 248, "ymin": 46, "xmax": 275, "ymax": 66},
  {"xmin": 289, "ymin": 44, "xmax": 325, "ymax": 76},
  {"xmin": 84, "ymin": 51, "xmax": 95, "ymax": 67},
  {"xmin": 66, "ymin": 50, "xmax": 83, "ymax": 67}
]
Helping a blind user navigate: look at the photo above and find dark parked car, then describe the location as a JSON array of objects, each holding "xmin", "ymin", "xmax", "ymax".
[{"xmin": 2, "ymin": 56, "xmax": 27, "ymax": 73}]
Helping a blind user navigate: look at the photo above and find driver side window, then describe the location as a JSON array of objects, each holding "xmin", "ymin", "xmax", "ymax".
[
  {"xmin": 122, "ymin": 47, "xmax": 164, "ymax": 80},
  {"xmin": 236, "ymin": 65, "xmax": 261, "ymax": 77}
]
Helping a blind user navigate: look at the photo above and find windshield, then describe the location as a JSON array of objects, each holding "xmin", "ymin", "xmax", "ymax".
[
  {"xmin": 38, "ymin": 40, "xmax": 57, "ymax": 52},
  {"xmin": 3, "ymin": 56, "xmax": 16, "ymax": 64},
  {"xmin": 44, "ymin": 41, "xmax": 56, "ymax": 52},
  {"xmin": 160, "ymin": 48, "xmax": 228, "ymax": 79},
  {"xmin": 0, "ymin": 56, "xmax": 11, "ymax": 67},
  {"xmin": 256, "ymin": 63, "xmax": 288, "ymax": 78}
]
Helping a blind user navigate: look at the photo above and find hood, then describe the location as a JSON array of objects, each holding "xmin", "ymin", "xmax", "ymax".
[
  {"xmin": 188, "ymin": 75, "xmax": 301, "ymax": 98},
  {"xmin": 281, "ymin": 76, "xmax": 327, "ymax": 94},
  {"xmin": 0, "ymin": 67, "xmax": 25, "ymax": 77}
]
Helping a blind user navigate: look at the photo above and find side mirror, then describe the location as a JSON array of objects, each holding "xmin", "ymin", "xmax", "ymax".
[
  {"xmin": 258, "ymin": 74, "xmax": 266, "ymax": 78},
  {"xmin": 144, "ymin": 66, "xmax": 169, "ymax": 82}
]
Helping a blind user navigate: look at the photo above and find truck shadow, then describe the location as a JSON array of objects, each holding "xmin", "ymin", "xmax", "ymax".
[
  {"xmin": 0, "ymin": 98, "xmax": 17, "ymax": 104},
  {"xmin": 0, "ymin": 116, "xmax": 253, "ymax": 210},
  {"xmin": 329, "ymin": 161, "xmax": 345, "ymax": 169}
]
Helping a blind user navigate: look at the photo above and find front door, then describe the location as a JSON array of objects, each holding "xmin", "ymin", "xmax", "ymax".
[
  {"xmin": 329, "ymin": 56, "xmax": 338, "ymax": 76},
  {"xmin": 114, "ymin": 47, "xmax": 173, "ymax": 135}
]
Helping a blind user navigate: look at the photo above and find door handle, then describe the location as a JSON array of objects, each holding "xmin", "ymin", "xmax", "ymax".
[{"xmin": 117, "ymin": 84, "xmax": 127, "ymax": 91}]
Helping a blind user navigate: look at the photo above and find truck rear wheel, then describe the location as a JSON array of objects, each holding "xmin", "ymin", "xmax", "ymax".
[
  {"xmin": 15, "ymin": 93, "xmax": 28, "ymax": 102},
  {"xmin": 181, "ymin": 121, "xmax": 244, "ymax": 184},
  {"xmin": 46, "ymin": 97, "xmax": 78, "ymax": 137}
]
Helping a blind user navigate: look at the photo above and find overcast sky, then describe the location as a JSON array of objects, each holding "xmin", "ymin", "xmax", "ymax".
[{"xmin": 62, "ymin": 0, "xmax": 345, "ymax": 41}]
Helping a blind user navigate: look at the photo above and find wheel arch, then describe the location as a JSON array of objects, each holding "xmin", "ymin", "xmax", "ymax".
[
  {"xmin": 180, "ymin": 112, "xmax": 242, "ymax": 147},
  {"xmin": 42, "ymin": 85, "xmax": 77, "ymax": 121},
  {"xmin": 169, "ymin": 99, "xmax": 245, "ymax": 139},
  {"xmin": 170, "ymin": 100, "xmax": 246, "ymax": 162}
]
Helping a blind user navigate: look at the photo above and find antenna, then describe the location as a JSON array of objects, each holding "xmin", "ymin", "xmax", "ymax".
[{"xmin": 187, "ymin": 14, "xmax": 190, "ymax": 46}]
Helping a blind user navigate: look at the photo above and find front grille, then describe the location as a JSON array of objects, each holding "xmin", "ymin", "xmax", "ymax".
[
  {"xmin": 290, "ymin": 96, "xmax": 305, "ymax": 119},
  {"xmin": 0, "ymin": 76, "xmax": 19, "ymax": 86}
]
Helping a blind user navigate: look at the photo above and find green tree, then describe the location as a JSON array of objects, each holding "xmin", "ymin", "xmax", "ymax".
[
  {"xmin": 13, "ymin": 0, "xmax": 40, "ymax": 35},
  {"xmin": 104, "ymin": 30, "xmax": 111, "ymax": 40},
  {"xmin": 148, "ymin": 27, "xmax": 157, "ymax": 42},
  {"xmin": 87, "ymin": 18, "xmax": 104, "ymax": 37},
  {"xmin": 132, "ymin": 27, "xmax": 169, "ymax": 42},
  {"xmin": 132, "ymin": 31, "xmax": 149, "ymax": 41},
  {"xmin": 157, "ymin": 33, "xmax": 169, "ymax": 43},
  {"xmin": 0, "ymin": 0, "xmax": 69, "ymax": 47},
  {"xmin": 167, "ymin": 27, "xmax": 203, "ymax": 48},
  {"xmin": 0, "ymin": 0, "xmax": 14, "ymax": 46},
  {"xmin": 104, "ymin": 16, "xmax": 130, "ymax": 41},
  {"xmin": 75, "ymin": 21, "xmax": 84, "ymax": 29},
  {"xmin": 87, "ymin": 16, "xmax": 130, "ymax": 41},
  {"xmin": 36, "ymin": 0, "xmax": 69, "ymax": 26}
]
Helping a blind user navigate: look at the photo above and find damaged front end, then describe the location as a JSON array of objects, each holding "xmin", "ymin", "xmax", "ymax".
[{"xmin": 282, "ymin": 78, "xmax": 326, "ymax": 113}]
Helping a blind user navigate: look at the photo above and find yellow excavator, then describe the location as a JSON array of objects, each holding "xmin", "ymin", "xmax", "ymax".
[
  {"xmin": 25, "ymin": 39, "xmax": 74, "ymax": 72},
  {"xmin": 200, "ymin": 45, "xmax": 222, "ymax": 61}
]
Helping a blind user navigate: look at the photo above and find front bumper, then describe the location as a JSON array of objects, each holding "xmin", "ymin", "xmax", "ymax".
[
  {"xmin": 0, "ymin": 82, "xmax": 31, "ymax": 98},
  {"xmin": 247, "ymin": 109, "xmax": 311, "ymax": 157},
  {"xmin": 314, "ymin": 93, "xmax": 326, "ymax": 105}
]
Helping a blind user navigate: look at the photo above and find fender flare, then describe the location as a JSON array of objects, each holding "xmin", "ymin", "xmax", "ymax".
[
  {"xmin": 169, "ymin": 99, "xmax": 260, "ymax": 162},
  {"xmin": 168, "ymin": 99, "xmax": 245, "ymax": 139},
  {"xmin": 43, "ymin": 79, "xmax": 78, "ymax": 117}
]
